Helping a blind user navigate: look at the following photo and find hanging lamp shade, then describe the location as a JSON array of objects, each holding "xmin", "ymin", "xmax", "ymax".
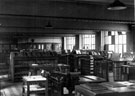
[
  {"xmin": 107, "ymin": 0, "xmax": 127, "ymax": 10},
  {"xmin": 45, "ymin": 21, "xmax": 53, "ymax": 28}
]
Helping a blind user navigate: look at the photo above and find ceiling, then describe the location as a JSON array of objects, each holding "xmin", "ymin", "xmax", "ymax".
[
  {"xmin": 0, "ymin": 0, "xmax": 134, "ymax": 39},
  {"xmin": 49, "ymin": 0, "xmax": 134, "ymax": 5},
  {"xmin": 0, "ymin": 0, "xmax": 134, "ymax": 6}
]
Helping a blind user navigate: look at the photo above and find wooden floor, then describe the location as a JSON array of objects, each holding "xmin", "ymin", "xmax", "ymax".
[
  {"xmin": 0, "ymin": 81, "xmax": 22, "ymax": 96},
  {"xmin": 0, "ymin": 80, "xmax": 75, "ymax": 96}
]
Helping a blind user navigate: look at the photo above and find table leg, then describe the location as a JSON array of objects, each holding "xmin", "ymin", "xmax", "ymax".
[
  {"xmin": 22, "ymin": 82, "xmax": 25, "ymax": 96},
  {"xmin": 27, "ymin": 83, "xmax": 29, "ymax": 96},
  {"xmin": 45, "ymin": 80, "xmax": 48, "ymax": 96}
]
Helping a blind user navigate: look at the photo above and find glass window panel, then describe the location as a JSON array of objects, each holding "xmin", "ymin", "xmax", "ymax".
[
  {"xmin": 105, "ymin": 32, "xmax": 108, "ymax": 36},
  {"xmin": 42, "ymin": 44, "xmax": 44, "ymax": 49},
  {"xmin": 86, "ymin": 45, "xmax": 89, "ymax": 49},
  {"xmin": 85, "ymin": 35, "xmax": 89, "ymax": 37},
  {"xmin": 38, "ymin": 44, "xmax": 41, "ymax": 49},
  {"xmin": 111, "ymin": 31, "xmax": 115, "ymax": 35},
  {"xmin": 109, "ymin": 45, "xmax": 114, "ymax": 52},
  {"xmin": 89, "ymin": 41, "xmax": 92, "ymax": 45},
  {"xmin": 92, "ymin": 38, "xmax": 95, "ymax": 44},
  {"xmin": 85, "ymin": 38, "xmax": 89, "ymax": 44},
  {"xmin": 65, "ymin": 37, "xmax": 75, "ymax": 50},
  {"xmin": 85, "ymin": 45, "xmax": 87, "ymax": 49},
  {"xmin": 123, "ymin": 35, "xmax": 126, "ymax": 44},
  {"xmin": 118, "ymin": 45, "xmax": 122, "ymax": 54},
  {"xmin": 89, "ymin": 45, "xmax": 91, "ymax": 49},
  {"xmin": 92, "ymin": 45, "xmax": 95, "ymax": 49},
  {"xmin": 112, "ymin": 36, "xmax": 115, "ymax": 44},
  {"xmin": 119, "ymin": 35, "xmax": 123, "ymax": 44},
  {"xmin": 122, "ymin": 31, "xmax": 126, "ymax": 35},
  {"xmin": 105, "ymin": 37, "xmax": 108, "ymax": 44},
  {"xmin": 108, "ymin": 36, "xmax": 112, "ymax": 44},
  {"xmin": 115, "ymin": 45, "xmax": 119, "ymax": 53},
  {"xmin": 70, "ymin": 45, "xmax": 73, "ymax": 50},
  {"xmin": 115, "ymin": 35, "xmax": 118, "ymax": 44},
  {"xmin": 82, "ymin": 34, "xmax": 95, "ymax": 50},
  {"xmin": 115, "ymin": 31, "xmax": 118, "ymax": 35},
  {"xmin": 104, "ymin": 31, "xmax": 126, "ymax": 54},
  {"xmin": 68, "ymin": 45, "xmax": 72, "ymax": 50},
  {"xmin": 123, "ymin": 45, "xmax": 126, "ymax": 52},
  {"xmin": 92, "ymin": 35, "xmax": 95, "ymax": 38}
]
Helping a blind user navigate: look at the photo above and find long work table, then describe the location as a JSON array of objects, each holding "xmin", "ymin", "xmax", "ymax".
[{"xmin": 75, "ymin": 81, "xmax": 135, "ymax": 96}]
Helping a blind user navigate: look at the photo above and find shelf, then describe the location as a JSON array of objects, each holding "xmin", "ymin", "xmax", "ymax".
[
  {"xmin": 23, "ymin": 84, "xmax": 46, "ymax": 92},
  {"xmin": 14, "ymin": 71, "xmax": 28, "ymax": 75},
  {"xmin": 14, "ymin": 56, "xmax": 58, "ymax": 60},
  {"xmin": 14, "ymin": 65, "xmax": 29, "ymax": 68},
  {"xmin": 10, "ymin": 52, "xmax": 58, "ymax": 82}
]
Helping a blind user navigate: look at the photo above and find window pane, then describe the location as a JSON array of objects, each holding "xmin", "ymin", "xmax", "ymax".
[
  {"xmin": 108, "ymin": 36, "xmax": 111, "ymax": 44},
  {"xmin": 118, "ymin": 45, "xmax": 122, "ymax": 54},
  {"xmin": 115, "ymin": 31, "xmax": 118, "ymax": 35},
  {"xmin": 111, "ymin": 31, "xmax": 115, "ymax": 35},
  {"xmin": 119, "ymin": 35, "xmax": 122, "ymax": 44},
  {"xmin": 92, "ymin": 45, "xmax": 95, "ymax": 49},
  {"xmin": 92, "ymin": 38, "xmax": 95, "ymax": 44},
  {"xmin": 115, "ymin": 45, "xmax": 119, "ymax": 53},
  {"xmin": 123, "ymin": 35, "xmax": 126, "ymax": 44},
  {"xmin": 42, "ymin": 44, "xmax": 44, "ymax": 49},
  {"xmin": 65, "ymin": 37, "xmax": 75, "ymax": 50},
  {"xmin": 85, "ymin": 35, "xmax": 89, "ymax": 37},
  {"xmin": 82, "ymin": 34, "xmax": 95, "ymax": 50},
  {"xmin": 92, "ymin": 35, "xmax": 95, "ymax": 38},
  {"xmin": 38, "ymin": 44, "xmax": 41, "ymax": 49},
  {"xmin": 105, "ymin": 37, "xmax": 108, "ymax": 44},
  {"xmin": 109, "ymin": 45, "xmax": 114, "ymax": 52},
  {"xmin": 105, "ymin": 32, "xmax": 108, "ymax": 36},
  {"xmin": 104, "ymin": 31, "xmax": 127, "ymax": 54},
  {"xmin": 122, "ymin": 31, "xmax": 126, "ymax": 35},
  {"xmin": 123, "ymin": 45, "xmax": 126, "ymax": 53},
  {"xmin": 85, "ymin": 38, "xmax": 89, "ymax": 44},
  {"xmin": 115, "ymin": 35, "xmax": 118, "ymax": 44}
]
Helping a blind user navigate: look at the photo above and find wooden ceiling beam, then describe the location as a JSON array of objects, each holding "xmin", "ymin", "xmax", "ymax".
[{"xmin": 0, "ymin": 14, "xmax": 134, "ymax": 24}]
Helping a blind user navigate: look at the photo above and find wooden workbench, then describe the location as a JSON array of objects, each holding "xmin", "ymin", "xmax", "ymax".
[{"xmin": 75, "ymin": 81, "xmax": 135, "ymax": 96}]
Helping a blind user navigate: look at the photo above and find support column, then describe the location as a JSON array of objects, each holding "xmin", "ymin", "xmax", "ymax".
[{"xmin": 75, "ymin": 35, "xmax": 79, "ymax": 50}]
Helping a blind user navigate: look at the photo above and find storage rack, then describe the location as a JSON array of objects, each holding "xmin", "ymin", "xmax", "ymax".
[
  {"xmin": 58, "ymin": 54, "xmax": 90, "ymax": 72},
  {"xmin": 94, "ymin": 59, "xmax": 112, "ymax": 81},
  {"xmin": 80, "ymin": 55, "xmax": 94, "ymax": 75},
  {"xmin": 112, "ymin": 60, "xmax": 127, "ymax": 81},
  {"xmin": 10, "ymin": 51, "xmax": 58, "ymax": 82}
]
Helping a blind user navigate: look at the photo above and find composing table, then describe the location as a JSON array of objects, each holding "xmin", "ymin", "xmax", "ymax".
[
  {"xmin": 79, "ymin": 75, "xmax": 106, "ymax": 84},
  {"xmin": 75, "ymin": 81, "xmax": 135, "ymax": 96},
  {"xmin": 22, "ymin": 75, "xmax": 48, "ymax": 96}
]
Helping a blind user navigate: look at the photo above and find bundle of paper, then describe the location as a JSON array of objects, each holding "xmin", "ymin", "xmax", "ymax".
[
  {"xmin": 80, "ymin": 83, "xmax": 108, "ymax": 91},
  {"xmin": 117, "ymin": 81, "xmax": 135, "ymax": 86},
  {"xmin": 100, "ymin": 82, "xmax": 127, "ymax": 88}
]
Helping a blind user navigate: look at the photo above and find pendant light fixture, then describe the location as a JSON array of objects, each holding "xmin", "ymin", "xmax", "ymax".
[
  {"xmin": 107, "ymin": 0, "xmax": 127, "ymax": 10},
  {"xmin": 45, "ymin": 21, "xmax": 53, "ymax": 28}
]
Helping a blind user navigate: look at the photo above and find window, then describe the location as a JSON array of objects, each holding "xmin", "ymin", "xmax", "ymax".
[
  {"xmin": 64, "ymin": 37, "xmax": 75, "ymax": 51},
  {"xmin": 104, "ymin": 31, "xmax": 126, "ymax": 55},
  {"xmin": 81, "ymin": 34, "xmax": 95, "ymax": 50}
]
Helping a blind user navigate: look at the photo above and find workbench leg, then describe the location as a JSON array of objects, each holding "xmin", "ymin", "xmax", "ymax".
[{"xmin": 27, "ymin": 83, "xmax": 29, "ymax": 96}]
